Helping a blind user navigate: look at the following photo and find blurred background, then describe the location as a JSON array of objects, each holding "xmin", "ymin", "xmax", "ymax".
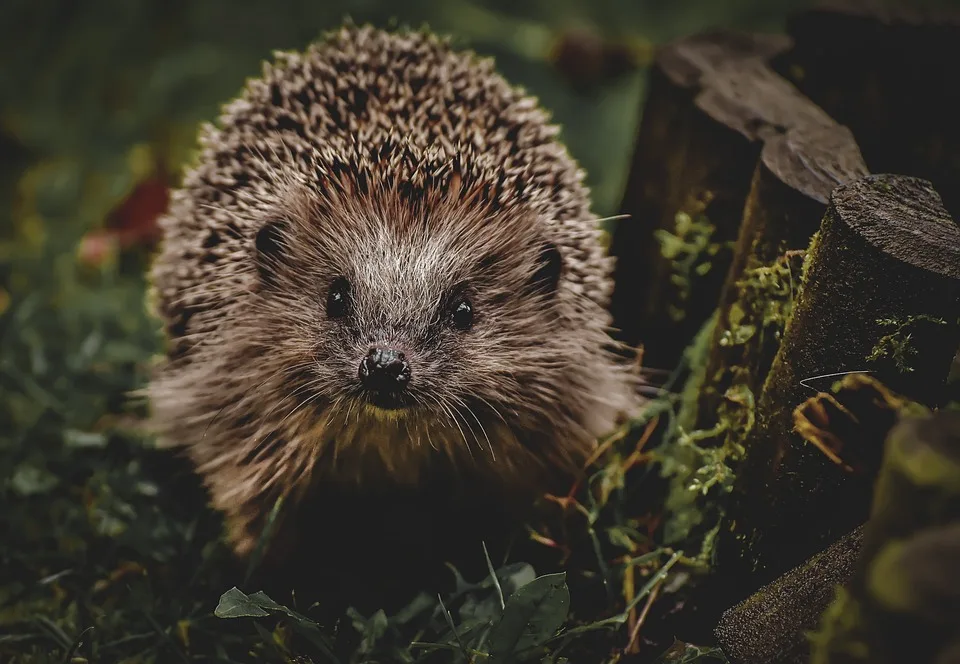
[{"xmin": 0, "ymin": 0, "xmax": 815, "ymax": 235}]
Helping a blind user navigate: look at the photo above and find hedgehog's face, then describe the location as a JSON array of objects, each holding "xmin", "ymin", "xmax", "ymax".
[{"xmin": 253, "ymin": 202, "xmax": 571, "ymax": 448}]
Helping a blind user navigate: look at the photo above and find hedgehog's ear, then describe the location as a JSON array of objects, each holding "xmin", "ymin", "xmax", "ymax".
[
  {"xmin": 254, "ymin": 219, "xmax": 289, "ymax": 288},
  {"xmin": 529, "ymin": 241, "xmax": 563, "ymax": 298}
]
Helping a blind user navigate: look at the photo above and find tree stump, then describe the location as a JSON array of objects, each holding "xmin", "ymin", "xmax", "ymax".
[
  {"xmin": 714, "ymin": 174, "xmax": 960, "ymax": 607},
  {"xmin": 774, "ymin": 0, "xmax": 960, "ymax": 217},
  {"xmin": 809, "ymin": 411, "xmax": 960, "ymax": 664},
  {"xmin": 715, "ymin": 525, "xmax": 864, "ymax": 664},
  {"xmin": 693, "ymin": 123, "xmax": 868, "ymax": 432},
  {"xmin": 606, "ymin": 29, "xmax": 839, "ymax": 370}
]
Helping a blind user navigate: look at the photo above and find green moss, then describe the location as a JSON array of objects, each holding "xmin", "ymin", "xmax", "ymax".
[
  {"xmin": 655, "ymin": 207, "xmax": 723, "ymax": 323},
  {"xmin": 798, "ymin": 230, "xmax": 820, "ymax": 293},
  {"xmin": 677, "ymin": 309, "xmax": 720, "ymax": 431},
  {"xmin": 866, "ymin": 315, "xmax": 948, "ymax": 373},
  {"xmin": 658, "ymin": 371, "xmax": 752, "ymax": 548},
  {"xmin": 723, "ymin": 251, "xmax": 804, "ymax": 351}
]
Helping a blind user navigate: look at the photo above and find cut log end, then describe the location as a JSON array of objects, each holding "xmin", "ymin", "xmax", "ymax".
[
  {"xmin": 657, "ymin": 29, "xmax": 791, "ymax": 88},
  {"xmin": 761, "ymin": 124, "xmax": 869, "ymax": 204},
  {"xmin": 830, "ymin": 175, "xmax": 960, "ymax": 279}
]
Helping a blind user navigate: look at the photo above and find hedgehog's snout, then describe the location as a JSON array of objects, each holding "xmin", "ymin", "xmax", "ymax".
[{"xmin": 358, "ymin": 347, "xmax": 412, "ymax": 408}]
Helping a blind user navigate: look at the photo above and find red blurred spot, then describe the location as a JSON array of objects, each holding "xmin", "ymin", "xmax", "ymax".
[
  {"xmin": 106, "ymin": 174, "xmax": 168, "ymax": 249},
  {"xmin": 79, "ymin": 172, "xmax": 169, "ymax": 266}
]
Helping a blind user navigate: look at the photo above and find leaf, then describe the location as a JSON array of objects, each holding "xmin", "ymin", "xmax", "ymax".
[
  {"xmin": 496, "ymin": 562, "xmax": 538, "ymax": 597},
  {"xmin": 63, "ymin": 429, "xmax": 107, "ymax": 448},
  {"xmin": 358, "ymin": 609, "xmax": 388, "ymax": 655},
  {"xmin": 486, "ymin": 573, "xmax": 570, "ymax": 662},
  {"xmin": 10, "ymin": 464, "xmax": 59, "ymax": 496},
  {"xmin": 214, "ymin": 587, "xmax": 269, "ymax": 618}
]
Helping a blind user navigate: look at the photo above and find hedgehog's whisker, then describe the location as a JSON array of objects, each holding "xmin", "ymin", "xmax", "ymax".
[
  {"xmin": 577, "ymin": 213, "xmax": 631, "ymax": 226},
  {"xmin": 453, "ymin": 395, "xmax": 495, "ymax": 462},
  {"xmin": 427, "ymin": 393, "xmax": 473, "ymax": 461},
  {"xmin": 201, "ymin": 360, "xmax": 314, "ymax": 442},
  {"xmin": 474, "ymin": 395, "xmax": 509, "ymax": 428},
  {"xmin": 447, "ymin": 397, "xmax": 481, "ymax": 461}
]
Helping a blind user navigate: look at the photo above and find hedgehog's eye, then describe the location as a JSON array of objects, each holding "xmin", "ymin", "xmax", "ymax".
[
  {"xmin": 449, "ymin": 298, "xmax": 474, "ymax": 331},
  {"xmin": 326, "ymin": 277, "xmax": 351, "ymax": 319}
]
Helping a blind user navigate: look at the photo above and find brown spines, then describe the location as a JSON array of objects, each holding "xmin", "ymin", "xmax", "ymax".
[
  {"xmin": 146, "ymin": 24, "xmax": 636, "ymax": 580},
  {"xmin": 151, "ymin": 25, "xmax": 613, "ymax": 359}
]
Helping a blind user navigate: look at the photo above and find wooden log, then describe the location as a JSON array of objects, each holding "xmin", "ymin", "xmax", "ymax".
[
  {"xmin": 693, "ymin": 123, "xmax": 868, "ymax": 431},
  {"xmin": 714, "ymin": 174, "xmax": 960, "ymax": 606},
  {"xmin": 714, "ymin": 525, "xmax": 864, "ymax": 664},
  {"xmin": 809, "ymin": 411, "xmax": 960, "ymax": 664},
  {"xmin": 606, "ymin": 29, "xmax": 838, "ymax": 370},
  {"xmin": 774, "ymin": 0, "xmax": 960, "ymax": 216},
  {"xmin": 673, "ymin": 374, "xmax": 907, "ymax": 645}
]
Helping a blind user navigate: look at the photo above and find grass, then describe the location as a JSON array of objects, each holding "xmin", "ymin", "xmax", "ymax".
[{"xmin": 0, "ymin": 1, "xmax": 814, "ymax": 661}]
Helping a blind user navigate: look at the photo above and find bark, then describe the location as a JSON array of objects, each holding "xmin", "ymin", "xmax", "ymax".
[
  {"xmin": 715, "ymin": 174, "xmax": 960, "ymax": 605},
  {"xmin": 694, "ymin": 123, "xmax": 868, "ymax": 431},
  {"xmin": 714, "ymin": 525, "xmax": 864, "ymax": 664},
  {"xmin": 607, "ymin": 29, "xmax": 838, "ymax": 370},
  {"xmin": 773, "ymin": 0, "xmax": 960, "ymax": 217},
  {"xmin": 810, "ymin": 411, "xmax": 960, "ymax": 664}
]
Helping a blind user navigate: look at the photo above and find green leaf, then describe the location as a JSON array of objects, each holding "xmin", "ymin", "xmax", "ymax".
[
  {"xmin": 63, "ymin": 429, "xmax": 107, "ymax": 448},
  {"xmin": 214, "ymin": 587, "xmax": 269, "ymax": 618},
  {"xmin": 358, "ymin": 609, "xmax": 388, "ymax": 654},
  {"xmin": 486, "ymin": 572, "xmax": 570, "ymax": 662},
  {"xmin": 10, "ymin": 464, "xmax": 59, "ymax": 496}
]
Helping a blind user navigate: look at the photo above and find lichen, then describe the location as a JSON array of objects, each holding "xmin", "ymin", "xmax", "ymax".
[{"xmin": 867, "ymin": 315, "xmax": 948, "ymax": 373}]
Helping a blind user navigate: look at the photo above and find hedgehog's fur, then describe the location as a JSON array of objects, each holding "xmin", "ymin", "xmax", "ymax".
[{"xmin": 147, "ymin": 24, "xmax": 639, "ymax": 602}]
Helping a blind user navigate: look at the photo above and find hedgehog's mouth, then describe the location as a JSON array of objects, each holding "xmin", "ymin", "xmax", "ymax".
[{"xmin": 364, "ymin": 391, "xmax": 412, "ymax": 411}]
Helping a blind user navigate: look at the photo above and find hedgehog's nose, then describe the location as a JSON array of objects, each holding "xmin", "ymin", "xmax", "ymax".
[{"xmin": 359, "ymin": 347, "xmax": 411, "ymax": 392}]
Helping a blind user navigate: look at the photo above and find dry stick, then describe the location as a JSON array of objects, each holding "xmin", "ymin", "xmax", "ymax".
[
  {"xmin": 607, "ymin": 29, "xmax": 838, "ymax": 370},
  {"xmin": 714, "ymin": 524, "xmax": 864, "ymax": 664},
  {"xmin": 715, "ymin": 174, "xmax": 960, "ymax": 611},
  {"xmin": 810, "ymin": 412, "xmax": 960, "ymax": 664},
  {"xmin": 692, "ymin": 123, "xmax": 868, "ymax": 431},
  {"xmin": 773, "ymin": 0, "xmax": 960, "ymax": 217}
]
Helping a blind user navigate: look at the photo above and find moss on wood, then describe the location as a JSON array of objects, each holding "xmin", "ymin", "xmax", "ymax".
[
  {"xmin": 714, "ymin": 174, "xmax": 960, "ymax": 608},
  {"xmin": 695, "ymin": 123, "xmax": 868, "ymax": 431},
  {"xmin": 607, "ymin": 29, "xmax": 841, "ymax": 369}
]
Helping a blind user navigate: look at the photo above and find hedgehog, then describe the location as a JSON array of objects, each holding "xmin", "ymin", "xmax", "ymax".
[{"xmin": 146, "ymin": 24, "xmax": 640, "ymax": 608}]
